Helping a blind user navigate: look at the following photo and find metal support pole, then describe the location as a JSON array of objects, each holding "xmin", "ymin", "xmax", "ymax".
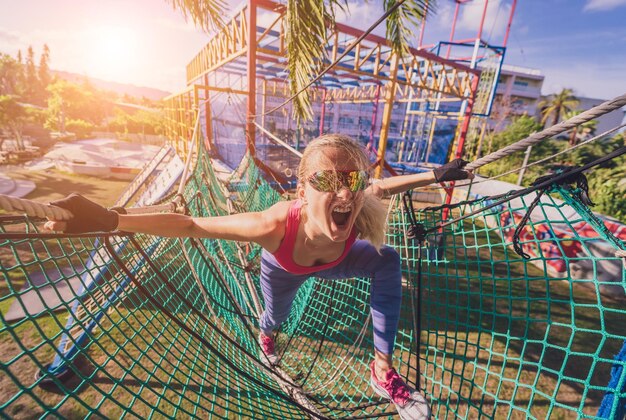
[
  {"xmin": 319, "ymin": 89, "xmax": 327, "ymax": 135},
  {"xmin": 368, "ymin": 83, "xmax": 381, "ymax": 151},
  {"xmin": 205, "ymin": 92, "xmax": 213, "ymax": 153},
  {"xmin": 502, "ymin": 0, "xmax": 518, "ymax": 48},
  {"xmin": 375, "ymin": 54, "xmax": 400, "ymax": 179},
  {"xmin": 445, "ymin": 1, "xmax": 461, "ymax": 58},
  {"xmin": 442, "ymin": 74, "xmax": 479, "ymax": 208},
  {"xmin": 296, "ymin": 127, "xmax": 301, "ymax": 152},
  {"xmin": 517, "ymin": 145, "xmax": 532, "ymax": 185},
  {"xmin": 261, "ymin": 78, "xmax": 266, "ymax": 142},
  {"xmin": 398, "ymin": 88, "xmax": 414, "ymax": 162},
  {"xmin": 417, "ymin": 0, "xmax": 429, "ymax": 49},
  {"xmin": 246, "ymin": 0, "xmax": 257, "ymax": 157}
]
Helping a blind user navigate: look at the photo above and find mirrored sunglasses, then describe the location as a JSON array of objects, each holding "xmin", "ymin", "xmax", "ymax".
[{"xmin": 307, "ymin": 170, "xmax": 369, "ymax": 193}]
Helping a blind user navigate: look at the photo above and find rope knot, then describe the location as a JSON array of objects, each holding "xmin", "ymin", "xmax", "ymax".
[
  {"xmin": 533, "ymin": 165, "xmax": 594, "ymax": 206},
  {"xmin": 513, "ymin": 165, "xmax": 594, "ymax": 259}
]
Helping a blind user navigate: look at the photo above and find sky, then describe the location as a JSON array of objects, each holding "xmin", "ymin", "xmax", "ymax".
[{"xmin": 0, "ymin": 0, "xmax": 625, "ymax": 100}]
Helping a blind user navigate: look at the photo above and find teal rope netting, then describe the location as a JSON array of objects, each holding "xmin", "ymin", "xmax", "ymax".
[{"xmin": 1, "ymin": 141, "xmax": 626, "ymax": 418}]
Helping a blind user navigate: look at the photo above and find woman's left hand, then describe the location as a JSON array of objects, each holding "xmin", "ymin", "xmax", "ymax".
[{"xmin": 433, "ymin": 159, "xmax": 474, "ymax": 182}]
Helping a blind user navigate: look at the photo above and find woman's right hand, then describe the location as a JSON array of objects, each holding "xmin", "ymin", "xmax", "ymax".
[{"xmin": 44, "ymin": 193, "xmax": 124, "ymax": 233}]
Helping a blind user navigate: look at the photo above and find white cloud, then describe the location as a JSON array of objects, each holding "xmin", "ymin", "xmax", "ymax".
[
  {"xmin": 457, "ymin": 0, "xmax": 512, "ymax": 41},
  {"xmin": 540, "ymin": 62, "xmax": 626, "ymax": 100},
  {"xmin": 0, "ymin": 27, "xmax": 75, "ymax": 63},
  {"xmin": 434, "ymin": 1, "xmax": 454, "ymax": 27},
  {"xmin": 0, "ymin": 27, "xmax": 20, "ymax": 44},
  {"xmin": 336, "ymin": 1, "xmax": 386, "ymax": 38},
  {"xmin": 583, "ymin": 0, "xmax": 626, "ymax": 12}
]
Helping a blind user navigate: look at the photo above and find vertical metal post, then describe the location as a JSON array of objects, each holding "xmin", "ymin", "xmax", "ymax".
[
  {"xmin": 445, "ymin": 1, "xmax": 461, "ymax": 58},
  {"xmin": 502, "ymin": 0, "xmax": 518, "ymax": 48},
  {"xmin": 442, "ymin": 0, "xmax": 486, "ymax": 206},
  {"xmin": 261, "ymin": 78, "xmax": 266, "ymax": 142},
  {"xmin": 319, "ymin": 89, "xmax": 327, "ymax": 135},
  {"xmin": 453, "ymin": 75, "xmax": 479, "ymax": 160},
  {"xmin": 417, "ymin": 0, "xmax": 429, "ymax": 49},
  {"xmin": 246, "ymin": 0, "xmax": 257, "ymax": 157},
  {"xmin": 368, "ymin": 83, "xmax": 381, "ymax": 151},
  {"xmin": 476, "ymin": 0, "xmax": 489, "ymax": 42},
  {"xmin": 442, "ymin": 74, "xmax": 479, "ymax": 208},
  {"xmin": 374, "ymin": 53, "xmax": 400, "ymax": 179},
  {"xmin": 517, "ymin": 145, "xmax": 532, "ymax": 185},
  {"xmin": 296, "ymin": 127, "xmax": 301, "ymax": 152},
  {"xmin": 474, "ymin": 118, "xmax": 487, "ymax": 159},
  {"xmin": 397, "ymin": 88, "xmax": 414, "ymax": 162},
  {"xmin": 203, "ymin": 76, "xmax": 213, "ymax": 153}
]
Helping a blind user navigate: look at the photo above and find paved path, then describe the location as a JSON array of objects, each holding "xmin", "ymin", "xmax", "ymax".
[{"xmin": 0, "ymin": 172, "xmax": 35, "ymax": 197}]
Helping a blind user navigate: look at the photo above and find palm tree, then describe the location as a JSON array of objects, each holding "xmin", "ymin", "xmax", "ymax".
[
  {"xmin": 538, "ymin": 88, "xmax": 579, "ymax": 128},
  {"xmin": 165, "ymin": 0, "xmax": 432, "ymax": 122},
  {"xmin": 563, "ymin": 109, "xmax": 597, "ymax": 146}
]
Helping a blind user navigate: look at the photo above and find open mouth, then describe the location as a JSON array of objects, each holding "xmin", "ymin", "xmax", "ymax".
[{"xmin": 331, "ymin": 205, "xmax": 352, "ymax": 229}]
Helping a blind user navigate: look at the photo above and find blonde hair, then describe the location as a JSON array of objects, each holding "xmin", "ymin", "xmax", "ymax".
[{"xmin": 297, "ymin": 134, "xmax": 388, "ymax": 250}]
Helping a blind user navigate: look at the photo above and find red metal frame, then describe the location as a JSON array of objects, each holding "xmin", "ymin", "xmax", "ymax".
[
  {"xmin": 246, "ymin": 0, "xmax": 257, "ymax": 157},
  {"xmin": 172, "ymin": 0, "xmax": 518, "ymax": 182}
]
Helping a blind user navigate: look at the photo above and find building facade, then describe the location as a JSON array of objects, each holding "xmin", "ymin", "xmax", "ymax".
[{"xmin": 488, "ymin": 64, "xmax": 544, "ymax": 131}]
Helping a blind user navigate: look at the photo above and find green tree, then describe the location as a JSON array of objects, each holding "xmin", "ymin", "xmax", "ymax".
[
  {"xmin": 587, "ymin": 157, "xmax": 626, "ymax": 223},
  {"xmin": 24, "ymin": 46, "xmax": 39, "ymax": 102},
  {"xmin": 167, "ymin": 0, "xmax": 432, "ymax": 122},
  {"xmin": 562, "ymin": 109, "xmax": 597, "ymax": 146},
  {"xmin": 46, "ymin": 79, "xmax": 107, "ymax": 131},
  {"xmin": 0, "ymin": 95, "xmax": 30, "ymax": 150},
  {"xmin": 108, "ymin": 107, "xmax": 164, "ymax": 135},
  {"xmin": 480, "ymin": 115, "xmax": 553, "ymax": 184},
  {"xmin": 15, "ymin": 50, "xmax": 25, "ymax": 93},
  {"xmin": 65, "ymin": 118, "xmax": 95, "ymax": 139},
  {"xmin": 568, "ymin": 133, "xmax": 623, "ymax": 168},
  {"xmin": 538, "ymin": 88, "xmax": 579, "ymax": 128},
  {"xmin": 0, "ymin": 54, "xmax": 22, "ymax": 95},
  {"xmin": 37, "ymin": 44, "xmax": 52, "ymax": 102}
]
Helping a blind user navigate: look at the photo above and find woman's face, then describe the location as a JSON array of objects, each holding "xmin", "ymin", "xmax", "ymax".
[{"xmin": 299, "ymin": 147, "xmax": 366, "ymax": 243}]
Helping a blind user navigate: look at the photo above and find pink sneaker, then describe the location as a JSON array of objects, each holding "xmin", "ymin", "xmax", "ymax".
[
  {"xmin": 370, "ymin": 361, "xmax": 431, "ymax": 419},
  {"xmin": 259, "ymin": 333, "xmax": 278, "ymax": 365}
]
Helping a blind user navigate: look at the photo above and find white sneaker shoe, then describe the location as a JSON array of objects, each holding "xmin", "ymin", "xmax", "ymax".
[{"xmin": 370, "ymin": 361, "xmax": 431, "ymax": 419}]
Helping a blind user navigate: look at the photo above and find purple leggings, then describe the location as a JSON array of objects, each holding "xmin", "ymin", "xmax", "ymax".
[{"xmin": 258, "ymin": 240, "xmax": 402, "ymax": 355}]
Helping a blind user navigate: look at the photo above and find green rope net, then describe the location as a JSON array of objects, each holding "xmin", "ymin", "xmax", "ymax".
[{"xmin": 1, "ymin": 139, "xmax": 625, "ymax": 419}]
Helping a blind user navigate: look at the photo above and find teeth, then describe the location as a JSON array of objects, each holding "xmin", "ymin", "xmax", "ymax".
[{"xmin": 333, "ymin": 206, "xmax": 351, "ymax": 213}]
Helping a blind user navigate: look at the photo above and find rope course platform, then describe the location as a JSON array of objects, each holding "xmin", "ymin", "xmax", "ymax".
[
  {"xmin": 2, "ymin": 128, "xmax": 626, "ymax": 418},
  {"xmin": 1, "ymin": 0, "xmax": 626, "ymax": 416}
]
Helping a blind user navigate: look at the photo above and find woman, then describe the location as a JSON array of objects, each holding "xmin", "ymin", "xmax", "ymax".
[{"xmin": 46, "ymin": 134, "xmax": 471, "ymax": 419}]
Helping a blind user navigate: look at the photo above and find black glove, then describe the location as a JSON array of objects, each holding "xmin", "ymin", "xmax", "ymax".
[
  {"xmin": 50, "ymin": 193, "xmax": 124, "ymax": 233},
  {"xmin": 433, "ymin": 158, "xmax": 471, "ymax": 183}
]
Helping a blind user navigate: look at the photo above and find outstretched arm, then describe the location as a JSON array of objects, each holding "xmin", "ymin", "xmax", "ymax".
[
  {"xmin": 116, "ymin": 211, "xmax": 279, "ymax": 244},
  {"xmin": 368, "ymin": 158, "xmax": 474, "ymax": 198},
  {"xmin": 44, "ymin": 193, "xmax": 288, "ymax": 249}
]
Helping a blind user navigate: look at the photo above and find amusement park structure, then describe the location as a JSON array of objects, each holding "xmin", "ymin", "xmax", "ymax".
[
  {"xmin": 4, "ymin": 1, "xmax": 626, "ymax": 419},
  {"xmin": 163, "ymin": 0, "xmax": 515, "ymax": 187}
]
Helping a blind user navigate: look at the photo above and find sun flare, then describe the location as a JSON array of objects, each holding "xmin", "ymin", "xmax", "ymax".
[{"xmin": 86, "ymin": 25, "xmax": 138, "ymax": 81}]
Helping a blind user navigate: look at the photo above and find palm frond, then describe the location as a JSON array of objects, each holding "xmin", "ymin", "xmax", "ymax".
[
  {"xmin": 286, "ymin": 0, "xmax": 329, "ymax": 123},
  {"xmin": 165, "ymin": 0, "xmax": 227, "ymax": 33},
  {"xmin": 385, "ymin": 0, "xmax": 432, "ymax": 57},
  {"xmin": 539, "ymin": 88, "xmax": 580, "ymax": 127}
]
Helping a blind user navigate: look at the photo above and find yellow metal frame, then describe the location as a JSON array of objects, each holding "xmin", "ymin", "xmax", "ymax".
[{"xmin": 165, "ymin": 0, "xmax": 482, "ymax": 175}]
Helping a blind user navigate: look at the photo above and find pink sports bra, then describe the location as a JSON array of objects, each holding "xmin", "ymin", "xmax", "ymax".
[{"xmin": 272, "ymin": 200, "xmax": 357, "ymax": 275}]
